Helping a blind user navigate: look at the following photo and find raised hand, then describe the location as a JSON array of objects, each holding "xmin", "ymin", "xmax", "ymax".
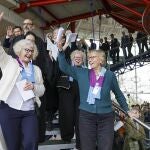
[{"xmin": 6, "ymin": 26, "xmax": 13, "ymax": 37}]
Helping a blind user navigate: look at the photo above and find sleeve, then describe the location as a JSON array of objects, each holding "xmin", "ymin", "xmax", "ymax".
[
  {"xmin": 111, "ymin": 72, "xmax": 129, "ymax": 112},
  {"xmin": 33, "ymin": 66, "xmax": 45, "ymax": 98},
  {"xmin": 125, "ymin": 118, "xmax": 145, "ymax": 140},
  {"xmin": 0, "ymin": 45, "xmax": 10, "ymax": 70},
  {"xmin": 3, "ymin": 38, "xmax": 11, "ymax": 48},
  {"xmin": 58, "ymin": 51, "xmax": 79, "ymax": 80}
]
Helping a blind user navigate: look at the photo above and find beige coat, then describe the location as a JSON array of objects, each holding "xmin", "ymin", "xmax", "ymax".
[{"xmin": 0, "ymin": 45, "xmax": 45, "ymax": 107}]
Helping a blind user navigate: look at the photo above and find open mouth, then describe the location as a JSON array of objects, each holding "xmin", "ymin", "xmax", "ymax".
[{"xmin": 25, "ymin": 55, "xmax": 31, "ymax": 60}]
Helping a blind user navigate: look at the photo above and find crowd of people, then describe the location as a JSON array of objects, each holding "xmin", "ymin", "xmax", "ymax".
[
  {"xmin": 0, "ymin": 11, "xmax": 149, "ymax": 150},
  {"xmin": 99, "ymin": 31, "xmax": 149, "ymax": 64}
]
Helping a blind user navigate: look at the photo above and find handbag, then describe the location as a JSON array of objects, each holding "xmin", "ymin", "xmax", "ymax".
[{"xmin": 56, "ymin": 76, "xmax": 70, "ymax": 90}]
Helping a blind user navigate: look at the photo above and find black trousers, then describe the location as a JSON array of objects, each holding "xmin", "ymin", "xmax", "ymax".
[
  {"xmin": 38, "ymin": 95, "xmax": 46, "ymax": 143},
  {"xmin": 58, "ymin": 81, "xmax": 80, "ymax": 148},
  {"xmin": 79, "ymin": 110, "xmax": 114, "ymax": 150}
]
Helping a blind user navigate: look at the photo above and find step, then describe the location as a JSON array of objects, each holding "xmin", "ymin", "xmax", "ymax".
[{"xmin": 38, "ymin": 139, "xmax": 75, "ymax": 150}]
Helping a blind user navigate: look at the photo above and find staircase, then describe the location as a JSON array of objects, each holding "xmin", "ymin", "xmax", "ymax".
[{"xmin": 38, "ymin": 114, "xmax": 76, "ymax": 150}]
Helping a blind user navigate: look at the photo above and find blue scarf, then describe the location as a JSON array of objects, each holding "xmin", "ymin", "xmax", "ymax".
[
  {"xmin": 87, "ymin": 67, "xmax": 106, "ymax": 104},
  {"xmin": 16, "ymin": 58, "xmax": 35, "ymax": 83}
]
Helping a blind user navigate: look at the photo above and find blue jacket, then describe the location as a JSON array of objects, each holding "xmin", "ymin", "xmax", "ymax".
[{"xmin": 58, "ymin": 52, "xmax": 129, "ymax": 114}]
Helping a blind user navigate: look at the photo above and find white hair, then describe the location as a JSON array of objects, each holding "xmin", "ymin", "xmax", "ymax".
[
  {"xmin": 70, "ymin": 50, "xmax": 85, "ymax": 61},
  {"xmin": 13, "ymin": 39, "xmax": 38, "ymax": 60},
  {"xmin": 88, "ymin": 49, "xmax": 106, "ymax": 65}
]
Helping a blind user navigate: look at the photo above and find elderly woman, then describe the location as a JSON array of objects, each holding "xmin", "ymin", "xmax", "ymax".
[
  {"xmin": 60, "ymin": 50, "xmax": 85, "ymax": 149},
  {"xmin": 57, "ymin": 36, "xmax": 130, "ymax": 150},
  {"xmin": 0, "ymin": 13, "xmax": 45, "ymax": 150}
]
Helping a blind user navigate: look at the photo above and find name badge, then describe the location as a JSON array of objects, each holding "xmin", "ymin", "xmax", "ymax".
[{"xmin": 92, "ymin": 84, "xmax": 100, "ymax": 95}]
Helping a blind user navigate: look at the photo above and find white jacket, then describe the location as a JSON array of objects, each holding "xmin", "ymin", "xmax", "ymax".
[{"xmin": 0, "ymin": 46, "xmax": 45, "ymax": 107}]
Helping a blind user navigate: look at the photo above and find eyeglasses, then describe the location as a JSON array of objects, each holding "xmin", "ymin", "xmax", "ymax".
[
  {"xmin": 24, "ymin": 48, "xmax": 34, "ymax": 54},
  {"xmin": 23, "ymin": 22, "xmax": 33, "ymax": 26},
  {"xmin": 88, "ymin": 56, "xmax": 98, "ymax": 60}
]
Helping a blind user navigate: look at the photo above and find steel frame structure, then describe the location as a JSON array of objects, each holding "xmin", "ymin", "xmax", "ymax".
[{"xmin": 110, "ymin": 51, "xmax": 150, "ymax": 76}]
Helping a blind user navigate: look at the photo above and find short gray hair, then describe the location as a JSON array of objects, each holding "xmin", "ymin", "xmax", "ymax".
[
  {"xmin": 13, "ymin": 39, "xmax": 38, "ymax": 60},
  {"xmin": 70, "ymin": 50, "xmax": 85, "ymax": 61},
  {"xmin": 88, "ymin": 49, "xmax": 106, "ymax": 65}
]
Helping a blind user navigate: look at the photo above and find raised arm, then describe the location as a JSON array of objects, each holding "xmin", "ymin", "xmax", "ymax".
[
  {"xmin": 57, "ymin": 38, "xmax": 79, "ymax": 80},
  {"xmin": 58, "ymin": 51, "xmax": 78, "ymax": 80},
  {"xmin": 0, "ymin": 12, "xmax": 11, "ymax": 70}
]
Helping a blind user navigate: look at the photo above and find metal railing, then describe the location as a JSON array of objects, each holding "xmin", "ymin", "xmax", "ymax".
[{"xmin": 112, "ymin": 101, "xmax": 150, "ymax": 131}]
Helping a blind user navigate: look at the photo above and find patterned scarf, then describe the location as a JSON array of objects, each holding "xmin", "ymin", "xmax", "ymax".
[{"xmin": 87, "ymin": 67, "xmax": 106, "ymax": 104}]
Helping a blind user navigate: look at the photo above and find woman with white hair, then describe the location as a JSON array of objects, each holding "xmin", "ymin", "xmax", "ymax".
[
  {"xmin": 0, "ymin": 12, "xmax": 45, "ymax": 150},
  {"xmin": 57, "ymin": 36, "xmax": 132, "ymax": 149}
]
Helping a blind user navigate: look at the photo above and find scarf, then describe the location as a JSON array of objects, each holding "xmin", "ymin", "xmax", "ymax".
[
  {"xmin": 16, "ymin": 58, "xmax": 35, "ymax": 83},
  {"xmin": 87, "ymin": 67, "xmax": 106, "ymax": 104}
]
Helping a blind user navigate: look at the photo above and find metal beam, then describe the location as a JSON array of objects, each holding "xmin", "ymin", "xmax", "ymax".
[
  {"xmin": 112, "ymin": 11, "xmax": 140, "ymax": 21},
  {"xmin": 111, "ymin": 14, "xmax": 143, "ymax": 32},
  {"xmin": 113, "ymin": 3, "xmax": 144, "ymax": 13},
  {"xmin": 29, "ymin": 0, "xmax": 79, "ymax": 7},
  {"xmin": 111, "ymin": 12, "xmax": 143, "ymax": 28},
  {"xmin": 41, "ymin": 9, "xmax": 105, "ymax": 29},
  {"xmin": 125, "ymin": 0, "xmax": 146, "ymax": 5},
  {"xmin": 143, "ymin": 0, "xmax": 150, "ymax": 4},
  {"xmin": 14, "ymin": 0, "xmax": 80, "ymax": 13},
  {"xmin": 110, "ymin": 0, "xmax": 142, "ymax": 17},
  {"xmin": 40, "ymin": 6, "xmax": 59, "ymax": 22}
]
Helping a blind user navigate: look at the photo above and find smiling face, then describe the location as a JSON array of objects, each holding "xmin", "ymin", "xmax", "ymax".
[
  {"xmin": 88, "ymin": 51, "xmax": 105, "ymax": 70},
  {"xmin": 19, "ymin": 45, "xmax": 34, "ymax": 65},
  {"xmin": 23, "ymin": 19, "xmax": 34, "ymax": 34},
  {"xmin": 13, "ymin": 27, "xmax": 22, "ymax": 36},
  {"xmin": 13, "ymin": 39, "xmax": 38, "ymax": 65},
  {"xmin": 73, "ymin": 53, "xmax": 83, "ymax": 66},
  {"xmin": 131, "ymin": 109, "xmax": 140, "ymax": 119}
]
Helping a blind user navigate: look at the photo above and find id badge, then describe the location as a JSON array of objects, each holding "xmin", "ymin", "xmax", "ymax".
[{"xmin": 92, "ymin": 84, "xmax": 100, "ymax": 95}]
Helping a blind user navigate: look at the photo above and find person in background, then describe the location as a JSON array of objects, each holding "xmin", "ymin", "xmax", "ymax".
[
  {"xmin": 54, "ymin": 30, "xmax": 77, "ymax": 144},
  {"xmin": 128, "ymin": 33, "xmax": 134, "ymax": 58},
  {"xmin": 89, "ymin": 39, "xmax": 96, "ymax": 50},
  {"xmin": 67, "ymin": 50, "xmax": 85, "ymax": 149},
  {"xmin": 121, "ymin": 31, "xmax": 130, "ymax": 59},
  {"xmin": 141, "ymin": 32, "xmax": 149, "ymax": 52},
  {"xmin": 123, "ymin": 108, "xmax": 146, "ymax": 150},
  {"xmin": 99, "ymin": 37, "xmax": 110, "ymax": 62},
  {"xmin": 57, "ymin": 35, "xmax": 131, "ymax": 149},
  {"xmin": 44, "ymin": 30, "xmax": 59, "ymax": 131},
  {"xmin": 3, "ymin": 25, "xmax": 23, "ymax": 49},
  {"xmin": 136, "ymin": 32, "xmax": 143, "ymax": 54},
  {"xmin": 110, "ymin": 34, "xmax": 120, "ymax": 64}
]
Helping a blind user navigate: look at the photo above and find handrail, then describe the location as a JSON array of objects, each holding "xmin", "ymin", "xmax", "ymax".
[{"xmin": 112, "ymin": 101, "xmax": 150, "ymax": 131}]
